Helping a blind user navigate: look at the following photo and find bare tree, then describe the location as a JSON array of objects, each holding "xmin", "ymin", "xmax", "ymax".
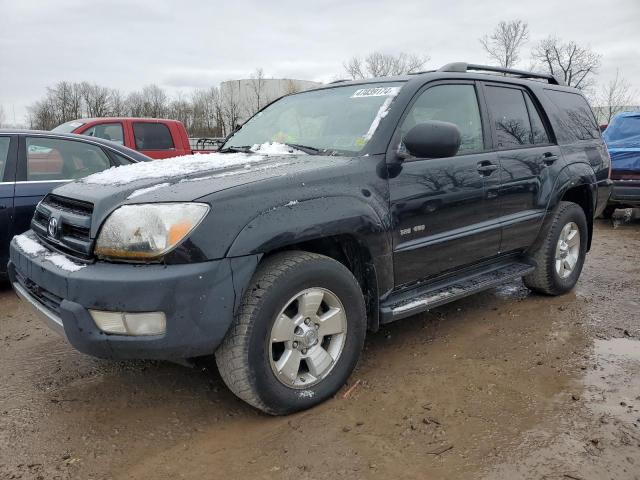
[
  {"xmin": 344, "ymin": 51, "xmax": 429, "ymax": 79},
  {"xmin": 81, "ymin": 82, "xmax": 111, "ymax": 117},
  {"xmin": 108, "ymin": 89, "xmax": 127, "ymax": 116},
  {"xmin": 531, "ymin": 36, "xmax": 601, "ymax": 89},
  {"xmin": 219, "ymin": 81, "xmax": 242, "ymax": 136},
  {"xmin": 479, "ymin": 20, "xmax": 529, "ymax": 68},
  {"xmin": 594, "ymin": 70, "xmax": 638, "ymax": 124},
  {"xmin": 247, "ymin": 68, "xmax": 270, "ymax": 116}
]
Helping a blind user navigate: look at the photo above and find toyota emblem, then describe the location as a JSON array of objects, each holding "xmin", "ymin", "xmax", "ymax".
[{"xmin": 48, "ymin": 217, "xmax": 58, "ymax": 237}]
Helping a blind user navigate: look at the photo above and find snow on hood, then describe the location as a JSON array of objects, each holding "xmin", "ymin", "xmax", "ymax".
[{"xmin": 82, "ymin": 142, "xmax": 306, "ymax": 186}]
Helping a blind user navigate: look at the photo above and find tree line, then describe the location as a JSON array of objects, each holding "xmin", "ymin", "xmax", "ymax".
[
  {"xmin": 27, "ymin": 82, "xmax": 232, "ymax": 137},
  {"xmin": 24, "ymin": 68, "xmax": 294, "ymax": 137},
  {"xmin": 12, "ymin": 23, "xmax": 639, "ymax": 135}
]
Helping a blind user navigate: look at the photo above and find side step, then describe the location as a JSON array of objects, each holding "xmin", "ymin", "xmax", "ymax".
[{"xmin": 379, "ymin": 261, "xmax": 535, "ymax": 323}]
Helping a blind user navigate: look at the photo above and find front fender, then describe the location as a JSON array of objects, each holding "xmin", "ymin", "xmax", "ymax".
[{"xmin": 226, "ymin": 195, "xmax": 391, "ymax": 258}]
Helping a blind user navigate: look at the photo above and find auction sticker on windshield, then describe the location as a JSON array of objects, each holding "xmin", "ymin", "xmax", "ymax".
[{"xmin": 351, "ymin": 87, "xmax": 401, "ymax": 98}]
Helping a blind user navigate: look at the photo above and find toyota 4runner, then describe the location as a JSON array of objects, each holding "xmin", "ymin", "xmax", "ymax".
[{"xmin": 9, "ymin": 63, "xmax": 612, "ymax": 415}]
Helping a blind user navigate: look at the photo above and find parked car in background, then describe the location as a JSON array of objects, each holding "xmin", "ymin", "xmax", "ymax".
[
  {"xmin": 53, "ymin": 118, "xmax": 219, "ymax": 159},
  {"xmin": 602, "ymin": 112, "xmax": 640, "ymax": 217},
  {"xmin": 0, "ymin": 130, "xmax": 149, "ymax": 275},
  {"xmin": 9, "ymin": 63, "xmax": 611, "ymax": 414}
]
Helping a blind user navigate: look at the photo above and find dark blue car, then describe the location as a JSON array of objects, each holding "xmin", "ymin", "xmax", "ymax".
[
  {"xmin": 602, "ymin": 112, "xmax": 640, "ymax": 217},
  {"xmin": 0, "ymin": 130, "xmax": 149, "ymax": 275}
]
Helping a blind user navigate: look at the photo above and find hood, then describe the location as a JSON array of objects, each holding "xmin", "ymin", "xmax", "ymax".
[{"xmin": 50, "ymin": 146, "xmax": 357, "ymax": 236}]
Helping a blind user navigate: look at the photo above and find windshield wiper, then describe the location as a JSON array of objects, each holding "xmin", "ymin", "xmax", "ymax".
[
  {"xmin": 219, "ymin": 145, "xmax": 253, "ymax": 153},
  {"xmin": 284, "ymin": 143, "xmax": 323, "ymax": 155}
]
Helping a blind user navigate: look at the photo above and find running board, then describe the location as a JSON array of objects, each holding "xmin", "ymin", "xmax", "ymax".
[{"xmin": 380, "ymin": 261, "xmax": 535, "ymax": 323}]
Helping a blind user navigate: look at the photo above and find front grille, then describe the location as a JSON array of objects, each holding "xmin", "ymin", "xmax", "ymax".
[
  {"xmin": 31, "ymin": 194, "xmax": 94, "ymax": 260},
  {"xmin": 15, "ymin": 269, "xmax": 63, "ymax": 314}
]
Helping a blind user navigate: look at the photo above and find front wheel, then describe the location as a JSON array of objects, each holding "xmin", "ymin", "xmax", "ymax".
[
  {"xmin": 524, "ymin": 201, "xmax": 588, "ymax": 295},
  {"xmin": 215, "ymin": 251, "xmax": 366, "ymax": 415}
]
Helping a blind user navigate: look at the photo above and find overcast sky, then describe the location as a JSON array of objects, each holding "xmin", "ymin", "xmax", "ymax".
[{"xmin": 1, "ymin": 0, "xmax": 639, "ymax": 124}]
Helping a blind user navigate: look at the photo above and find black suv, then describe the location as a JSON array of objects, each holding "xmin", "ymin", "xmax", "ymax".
[{"xmin": 9, "ymin": 63, "xmax": 612, "ymax": 415}]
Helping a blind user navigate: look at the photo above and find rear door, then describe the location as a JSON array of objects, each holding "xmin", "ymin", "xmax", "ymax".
[
  {"xmin": 481, "ymin": 83, "xmax": 560, "ymax": 253},
  {"xmin": 13, "ymin": 136, "xmax": 114, "ymax": 236},
  {"xmin": 0, "ymin": 135, "xmax": 17, "ymax": 271},
  {"xmin": 132, "ymin": 121, "xmax": 178, "ymax": 159}
]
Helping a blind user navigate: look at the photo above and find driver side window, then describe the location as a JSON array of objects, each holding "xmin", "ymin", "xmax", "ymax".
[{"xmin": 400, "ymin": 84, "xmax": 484, "ymax": 155}]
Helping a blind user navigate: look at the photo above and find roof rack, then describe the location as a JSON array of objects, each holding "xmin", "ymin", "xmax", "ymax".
[
  {"xmin": 328, "ymin": 79, "xmax": 350, "ymax": 84},
  {"xmin": 436, "ymin": 62, "xmax": 563, "ymax": 85}
]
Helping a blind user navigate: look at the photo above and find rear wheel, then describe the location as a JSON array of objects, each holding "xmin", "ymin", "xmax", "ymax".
[
  {"xmin": 524, "ymin": 201, "xmax": 588, "ymax": 295},
  {"xmin": 215, "ymin": 251, "xmax": 366, "ymax": 415}
]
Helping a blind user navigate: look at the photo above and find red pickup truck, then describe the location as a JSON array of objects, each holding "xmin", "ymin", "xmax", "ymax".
[{"xmin": 52, "ymin": 118, "xmax": 219, "ymax": 159}]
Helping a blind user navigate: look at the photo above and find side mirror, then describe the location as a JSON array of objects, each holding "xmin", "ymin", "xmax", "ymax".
[{"xmin": 402, "ymin": 121, "xmax": 462, "ymax": 159}]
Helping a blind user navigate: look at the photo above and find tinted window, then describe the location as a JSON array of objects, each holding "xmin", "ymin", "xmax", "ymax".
[
  {"xmin": 544, "ymin": 89, "xmax": 599, "ymax": 142},
  {"xmin": 133, "ymin": 122, "xmax": 174, "ymax": 150},
  {"xmin": 83, "ymin": 123, "xmax": 124, "ymax": 145},
  {"xmin": 400, "ymin": 84, "xmax": 484, "ymax": 155},
  {"xmin": 0, "ymin": 137, "xmax": 10, "ymax": 180},
  {"xmin": 26, "ymin": 137, "xmax": 111, "ymax": 181},
  {"xmin": 525, "ymin": 94, "xmax": 550, "ymax": 144},
  {"xmin": 485, "ymin": 86, "xmax": 536, "ymax": 149}
]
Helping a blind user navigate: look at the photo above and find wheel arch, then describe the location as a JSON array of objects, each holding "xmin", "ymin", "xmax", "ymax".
[{"xmin": 226, "ymin": 196, "xmax": 393, "ymax": 332}]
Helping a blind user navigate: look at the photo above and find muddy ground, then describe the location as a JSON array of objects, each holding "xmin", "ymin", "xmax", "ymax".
[{"xmin": 1, "ymin": 216, "xmax": 639, "ymax": 480}]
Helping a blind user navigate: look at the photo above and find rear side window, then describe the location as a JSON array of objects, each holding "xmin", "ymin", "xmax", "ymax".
[
  {"xmin": 133, "ymin": 122, "xmax": 174, "ymax": 150},
  {"xmin": 83, "ymin": 123, "xmax": 124, "ymax": 145},
  {"xmin": 0, "ymin": 137, "xmax": 10, "ymax": 180},
  {"xmin": 524, "ymin": 95, "xmax": 550, "ymax": 144},
  {"xmin": 485, "ymin": 86, "xmax": 540, "ymax": 150},
  {"xmin": 544, "ymin": 90, "xmax": 599, "ymax": 142},
  {"xmin": 26, "ymin": 137, "xmax": 111, "ymax": 181},
  {"xmin": 399, "ymin": 84, "xmax": 484, "ymax": 155}
]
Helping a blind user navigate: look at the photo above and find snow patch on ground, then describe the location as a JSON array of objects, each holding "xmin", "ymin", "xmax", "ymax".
[
  {"xmin": 285, "ymin": 200, "xmax": 299, "ymax": 206},
  {"xmin": 82, "ymin": 143, "xmax": 305, "ymax": 186},
  {"xmin": 13, "ymin": 233, "xmax": 86, "ymax": 272},
  {"xmin": 127, "ymin": 183, "xmax": 171, "ymax": 199}
]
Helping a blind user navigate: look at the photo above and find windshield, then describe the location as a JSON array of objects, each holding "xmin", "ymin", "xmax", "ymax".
[
  {"xmin": 224, "ymin": 82, "xmax": 404, "ymax": 154},
  {"xmin": 603, "ymin": 114, "xmax": 640, "ymax": 147},
  {"xmin": 52, "ymin": 120, "xmax": 85, "ymax": 134}
]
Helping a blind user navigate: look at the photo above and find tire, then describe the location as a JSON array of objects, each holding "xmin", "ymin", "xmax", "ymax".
[
  {"xmin": 524, "ymin": 201, "xmax": 588, "ymax": 296},
  {"xmin": 600, "ymin": 205, "xmax": 616, "ymax": 219},
  {"xmin": 215, "ymin": 251, "xmax": 367, "ymax": 415}
]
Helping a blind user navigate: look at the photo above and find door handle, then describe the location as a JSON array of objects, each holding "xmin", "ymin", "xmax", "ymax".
[
  {"xmin": 542, "ymin": 152, "xmax": 559, "ymax": 166},
  {"xmin": 477, "ymin": 161, "xmax": 498, "ymax": 175}
]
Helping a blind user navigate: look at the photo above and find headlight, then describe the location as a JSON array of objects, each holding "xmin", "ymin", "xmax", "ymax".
[{"xmin": 95, "ymin": 203, "xmax": 209, "ymax": 260}]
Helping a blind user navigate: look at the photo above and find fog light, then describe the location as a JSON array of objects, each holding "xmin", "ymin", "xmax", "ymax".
[{"xmin": 90, "ymin": 310, "xmax": 166, "ymax": 336}]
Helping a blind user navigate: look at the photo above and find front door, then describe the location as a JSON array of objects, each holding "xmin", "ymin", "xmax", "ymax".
[
  {"xmin": 388, "ymin": 82, "xmax": 502, "ymax": 286},
  {"xmin": 0, "ymin": 135, "xmax": 17, "ymax": 272}
]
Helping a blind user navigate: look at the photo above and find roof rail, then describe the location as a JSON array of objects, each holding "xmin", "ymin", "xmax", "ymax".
[
  {"xmin": 437, "ymin": 62, "xmax": 564, "ymax": 85},
  {"xmin": 328, "ymin": 79, "xmax": 350, "ymax": 84}
]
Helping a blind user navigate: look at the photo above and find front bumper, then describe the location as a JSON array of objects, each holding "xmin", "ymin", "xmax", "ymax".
[{"xmin": 9, "ymin": 232, "xmax": 259, "ymax": 360}]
